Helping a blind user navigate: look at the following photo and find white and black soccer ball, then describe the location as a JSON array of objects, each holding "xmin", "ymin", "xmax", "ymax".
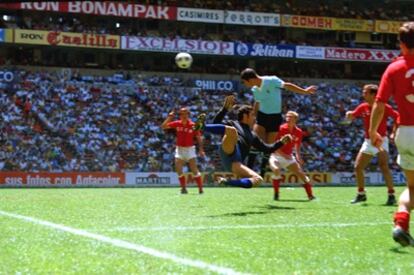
[{"xmin": 175, "ymin": 52, "xmax": 193, "ymax": 69}]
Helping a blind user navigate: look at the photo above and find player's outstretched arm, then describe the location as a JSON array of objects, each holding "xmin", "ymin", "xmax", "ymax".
[
  {"xmin": 284, "ymin": 83, "xmax": 317, "ymax": 95},
  {"xmin": 252, "ymin": 133, "xmax": 292, "ymax": 154},
  {"xmin": 213, "ymin": 95, "xmax": 235, "ymax": 124},
  {"xmin": 161, "ymin": 111, "xmax": 175, "ymax": 129}
]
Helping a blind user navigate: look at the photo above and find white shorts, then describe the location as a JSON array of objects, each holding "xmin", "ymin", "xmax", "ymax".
[
  {"xmin": 175, "ymin": 146, "xmax": 197, "ymax": 162},
  {"xmin": 359, "ymin": 137, "xmax": 389, "ymax": 156},
  {"xmin": 395, "ymin": 126, "xmax": 414, "ymax": 170},
  {"xmin": 269, "ymin": 152, "xmax": 297, "ymax": 169}
]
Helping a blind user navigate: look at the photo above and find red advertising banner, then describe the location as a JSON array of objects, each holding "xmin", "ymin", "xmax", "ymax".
[
  {"xmin": 282, "ymin": 15, "xmax": 333, "ymax": 30},
  {"xmin": 0, "ymin": 2, "xmax": 177, "ymax": 20},
  {"xmin": 325, "ymin": 47, "xmax": 400, "ymax": 62},
  {"xmin": 0, "ymin": 172, "xmax": 125, "ymax": 186}
]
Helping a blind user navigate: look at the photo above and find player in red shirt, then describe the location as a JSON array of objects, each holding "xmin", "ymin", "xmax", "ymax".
[
  {"xmin": 269, "ymin": 111, "xmax": 315, "ymax": 201},
  {"xmin": 369, "ymin": 22, "xmax": 414, "ymax": 246},
  {"xmin": 345, "ymin": 84, "xmax": 399, "ymax": 205},
  {"xmin": 161, "ymin": 107, "xmax": 205, "ymax": 194}
]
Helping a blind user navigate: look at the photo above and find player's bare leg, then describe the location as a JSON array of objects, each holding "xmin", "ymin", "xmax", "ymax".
[
  {"xmin": 269, "ymin": 157, "xmax": 282, "ymax": 200},
  {"xmin": 221, "ymin": 126, "xmax": 238, "ymax": 155},
  {"xmin": 259, "ymin": 131, "xmax": 278, "ymax": 177},
  {"xmin": 175, "ymin": 158, "xmax": 187, "ymax": 194},
  {"xmin": 231, "ymin": 162, "xmax": 263, "ymax": 187},
  {"xmin": 393, "ymin": 169, "xmax": 414, "ymax": 246},
  {"xmin": 248, "ymin": 124, "xmax": 267, "ymax": 172},
  {"xmin": 287, "ymin": 162, "xmax": 315, "ymax": 200},
  {"xmin": 352, "ymin": 152, "xmax": 372, "ymax": 203},
  {"xmin": 188, "ymin": 158, "xmax": 203, "ymax": 194},
  {"xmin": 378, "ymin": 151, "xmax": 396, "ymax": 205}
]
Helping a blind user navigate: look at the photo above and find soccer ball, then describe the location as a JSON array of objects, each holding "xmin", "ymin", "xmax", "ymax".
[{"xmin": 175, "ymin": 52, "xmax": 193, "ymax": 69}]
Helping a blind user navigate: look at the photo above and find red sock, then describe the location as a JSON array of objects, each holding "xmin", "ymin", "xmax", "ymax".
[
  {"xmin": 358, "ymin": 187, "xmax": 365, "ymax": 193},
  {"xmin": 303, "ymin": 182, "xmax": 313, "ymax": 198},
  {"xmin": 394, "ymin": 211, "xmax": 410, "ymax": 232},
  {"xmin": 194, "ymin": 175, "xmax": 203, "ymax": 192},
  {"xmin": 178, "ymin": 175, "xmax": 186, "ymax": 189},
  {"xmin": 272, "ymin": 178, "xmax": 280, "ymax": 194},
  {"xmin": 388, "ymin": 188, "xmax": 395, "ymax": 194}
]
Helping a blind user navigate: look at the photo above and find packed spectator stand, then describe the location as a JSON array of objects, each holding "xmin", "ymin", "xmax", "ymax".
[{"xmin": 0, "ymin": 68, "xmax": 400, "ymax": 174}]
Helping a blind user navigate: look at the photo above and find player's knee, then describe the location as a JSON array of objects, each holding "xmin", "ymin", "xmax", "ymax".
[
  {"xmin": 252, "ymin": 175, "xmax": 263, "ymax": 187},
  {"xmin": 354, "ymin": 163, "xmax": 364, "ymax": 171},
  {"xmin": 226, "ymin": 126, "xmax": 238, "ymax": 139},
  {"xmin": 378, "ymin": 161, "xmax": 389, "ymax": 171}
]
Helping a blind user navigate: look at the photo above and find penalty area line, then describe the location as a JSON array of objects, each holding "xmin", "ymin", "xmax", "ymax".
[{"xmin": 0, "ymin": 210, "xmax": 249, "ymax": 275}]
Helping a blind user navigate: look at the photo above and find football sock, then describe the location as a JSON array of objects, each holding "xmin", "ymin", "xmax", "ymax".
[
  {"xmin": 178, "ymin": 175, "xmax": 186, "ymax": 189},
  {"xmin": 303, "ymin": 182, "xmax": 313, "ymax": 197},
  {"xmin": 394, "ymin": 211, "xmax": 410, "ymax": 232},
  {"xmin": 204, "ymin": 124, "xmax": 226, "ymax": 136},
  {"xmin": 272, "ymin": 177, "xmax": 281, "ymax": 194},
  {"xmin": 224, "ymin": 178, "xmax": 253, "ymax": 188},
  {"xmin": 388, "ymin": 188, "xmax": 395, "ymax": 194},
  {"xmin": 194, "ymin": 175, "xmax": 203, "ymax": 192},
  {"xmin": 358, "ymin": 187, "xmax": 365, "ymax": 194}
]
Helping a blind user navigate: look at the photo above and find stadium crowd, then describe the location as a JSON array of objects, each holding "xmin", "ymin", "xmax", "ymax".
[{"xmin": 0, "ymin": 68, "xmax": 400, "ymax": 173}]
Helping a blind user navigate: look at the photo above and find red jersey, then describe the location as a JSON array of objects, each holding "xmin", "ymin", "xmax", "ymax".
[
  {"xmin": 352, "ymin": 103, "xmax": 399, "ymax": 138},
  {"xmin": 276, "ymin": 123, "xmax": 303, "ymax": 155},
  {"xmin": 167, "ymin": 120, "xmax": 200, "ymax": 147},
  {"xmin": 377, "ymin": 55, "xmax": 414, "ymax": 125}
]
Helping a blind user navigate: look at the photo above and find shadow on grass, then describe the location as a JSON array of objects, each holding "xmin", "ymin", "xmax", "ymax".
[
  {"xmin": 277, "ymin": 199, "xmax": 311, "ymax": 202},
  {"xmin": 257, "ymin": 204, "xmax": 296, "ymax": 210},
  {"xmin": 389, "ymin": 247, "xmax": 411, "ymax": 254},
  {"xmin": 207, "ymin": 204, "xmax": 295, "ymax": 218}
]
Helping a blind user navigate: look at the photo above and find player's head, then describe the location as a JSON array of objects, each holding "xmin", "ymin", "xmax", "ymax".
[
  {"xmin": 362, "ymin": 84, "xmax": 378, "ymax": 103},
  {"xmin": 399, "ymin": 22, "xmax": 414, "ymax": 52},
  {"xmin": 240, "ymin": 68, "xmax": 260, "ymax": 88},
  {"xmin": 236, "ymin": 104, "xmax": 255, "ymax": 127},
  {"xmin": 178, "ymin": 107, "xmax": 189, "ymax": 120},
  {"xmin": 286, "ymin": 111, "xmax": 299, "ymax": 124}
]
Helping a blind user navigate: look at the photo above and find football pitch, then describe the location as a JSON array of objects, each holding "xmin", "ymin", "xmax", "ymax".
[{"xmin": 0, "ymin": 186, "xmax": 413, "ymax": 274}]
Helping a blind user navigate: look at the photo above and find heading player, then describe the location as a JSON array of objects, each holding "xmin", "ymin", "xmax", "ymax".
[{"xmin": 240, "ymin": 68, "xmax": 317, "ymax": 175}]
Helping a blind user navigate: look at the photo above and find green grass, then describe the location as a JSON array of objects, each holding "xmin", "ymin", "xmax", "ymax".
[{"xmin": 0, "ymin": 186, "xmax": 413, "ymax": 274}]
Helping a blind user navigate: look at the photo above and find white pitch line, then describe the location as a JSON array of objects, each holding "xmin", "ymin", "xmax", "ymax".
[
  {"xmin": 99, "ymin": 221, "xmax": 391, "ymax": 232},
  {"xmin": 0, "ymin": 210, "xmax": 249, "ymax": 275}
]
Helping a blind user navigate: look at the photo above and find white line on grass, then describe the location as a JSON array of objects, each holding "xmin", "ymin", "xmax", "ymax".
[
  {"xmin": 0, "ymin": 210, "xmax": 249, "ymax": 275},
  {"xmin": 99, "ymin": 221, "xmax": 391, "ymax": 232}
]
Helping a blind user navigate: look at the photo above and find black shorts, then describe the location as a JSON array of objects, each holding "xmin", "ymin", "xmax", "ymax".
[{"xmin": 256, "ymin": 111, "xmax": 283, "ymax": 133}]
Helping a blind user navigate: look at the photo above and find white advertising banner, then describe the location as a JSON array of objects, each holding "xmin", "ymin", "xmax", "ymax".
[
  {"xmin": 122, "ymin": 36, "xmax": 234, "ymax": 55},
  {"xmin": 331, "ymin": 172, "xmax": 406, "ymax": 185},
  {"xmin": 125, "ymin": 172, "xmax": 179, "ymax": 186},
  {"xmin": 224, "ymin": 11, "xmax": 280, "ymax": 26},
  {"xmin": 296, "ymin": 46, "xmax": 325, "ymax": 59},
  {"xmin": 177, "ymin": 7, "xmax": 224, "ymax": 23}
]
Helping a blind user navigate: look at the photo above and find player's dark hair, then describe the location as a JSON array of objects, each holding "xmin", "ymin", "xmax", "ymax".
[
  {"xmin": 236, "ymin": 105, "xmax": 253, "ymax": 121},
  {"xmin": 399, "ymin": 22, "xmax": 414, "ymax": 49},
  {"xmin": 364, "ymin": 84, "xmax": 378, "ymax": 95},
  {"xmin": 240, "ymin": 68, "xmax": 259, "ymax": 81}
]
